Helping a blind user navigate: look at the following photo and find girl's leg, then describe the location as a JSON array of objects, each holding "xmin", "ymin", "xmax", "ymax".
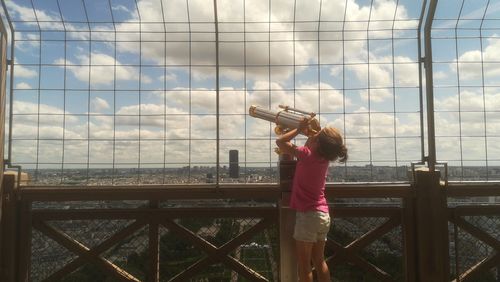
[
  {"xmin": 295, "ymin": 240, "xmax": 314, "ymax": 282},
  {"xmin": 312, "ymin": 240, "xmax": 331, "ymax": 282}
]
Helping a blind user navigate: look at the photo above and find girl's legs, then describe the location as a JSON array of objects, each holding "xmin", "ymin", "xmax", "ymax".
[
  {"xmin": 311, "ymin": 240, "xmax": 330, "ymax": 282},
  {"xmin": 295, "ymin": 240, "xmax": 314, "ymax": 282}
]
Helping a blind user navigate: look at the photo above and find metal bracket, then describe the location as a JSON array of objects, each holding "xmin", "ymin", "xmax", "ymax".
[
  {"xmin": 410, "ymin": 160, "xmax": 448, "ymax": 186},
  {"xmin": 435, "ymin": 162, "xmax": 448, "ymax": 186},
  {"xmin": 4, "ymin": 163, "xmax": 23, "ymax": 190},
  {"xmin": 410, "ymin": 161, "xmax": 426, "ymax": 185}
]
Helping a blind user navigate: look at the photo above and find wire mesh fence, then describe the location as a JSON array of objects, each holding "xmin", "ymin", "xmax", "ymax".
[
  {"xmin": 0, "ymin": 0, "xmax": 431, "ymax": 185},
  {"xmin": 432, "ymin": 0, "xmax": 500, "ymax": 181},
  {"xmin": 448, "ymin": 214, "xmax": 500, "ymax": 281}
]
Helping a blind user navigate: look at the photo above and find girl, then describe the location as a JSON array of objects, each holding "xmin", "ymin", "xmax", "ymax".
[{"xmin": 276, "ymin": 119, "xmax": 348, "ymax": 282}]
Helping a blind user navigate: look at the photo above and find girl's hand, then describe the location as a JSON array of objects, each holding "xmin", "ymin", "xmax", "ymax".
[{"xmin": 298, "ymin": 117, "xmax": 310, "ymax": 134}]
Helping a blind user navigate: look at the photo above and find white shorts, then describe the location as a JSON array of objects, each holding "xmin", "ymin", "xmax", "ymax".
[{"xmin": 293, "ymin": 211, "xmax": 331, "ymax": 243}]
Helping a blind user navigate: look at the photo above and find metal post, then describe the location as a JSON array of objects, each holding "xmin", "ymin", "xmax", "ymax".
[
  {"xmin": 423, "ymin": 0, "xmax": 439, "ymax": 171},
  {"xmin": 149, "ymin": 201, "xmax": 160, "ymax": 282},
  {"xmin": 413, "ymin": 169, "xmax": 449, "ymax": 281},
  {"xmin": 402, "ymin": 195, "xmax": 417, "ymax": 282},
  {"xmin": 213, "ymin": 0, "xmax": 220, "ymax": 186},
  {"xmin": 17, "ymin": 200, "xmax": 32, "ymax": 282},
  {"xmin": 416, "ymin": 0, "xmax": 428, "ymax": 163},
  {"xmin": 279, "ymin": 156, "xmax": 297, "ymax": 281},
  {"xmin": 1, "ymin": 175, "xmax": 16, "ymax": 281}
]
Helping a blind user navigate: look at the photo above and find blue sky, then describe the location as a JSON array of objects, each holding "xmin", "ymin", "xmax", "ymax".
[{"xmin": 3, "ymin": 0, "xmax": 500, "ymax": 178}]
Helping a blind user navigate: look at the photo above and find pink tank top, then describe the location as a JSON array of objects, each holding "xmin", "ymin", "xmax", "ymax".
[{"xmin": 290, "ymin": 146, "xmax": 330, "ymax": 213}]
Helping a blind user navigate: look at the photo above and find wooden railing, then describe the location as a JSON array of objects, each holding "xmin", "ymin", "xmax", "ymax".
[{"xmin": 1, "ymin": 171, "xmax": 500, "ymax": 281}]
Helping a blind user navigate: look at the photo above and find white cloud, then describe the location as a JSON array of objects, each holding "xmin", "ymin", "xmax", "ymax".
[
  {"xmin": 91, "ymin": 97, "xmax": 110, "ymax": 112},
  {"xmin": 350, "ymin": 55, "xmax": 419, "ymax": 102},
  {"xmin": 87, "ymin": 0, "xmax": 413, "ymax": 82},
  {"xmin": 160, "ymin": 73, "xmax": 177, "ymax": 82},
  {"xmin": 15, "ymin": 82, "xmax": 32, "ymax": 89},
  {"xmin": 435, "ymin": 90, "xmax": 500, "ymax": 112},
  {"xmin": 55, "ymin": 53, "xmax": 152, "ymax": 86},
  {"xmin": 455, "ymin": 37, "xmax": 500, "ymax": 80},
  {"xmin": 13, "ymin": 101, "xmax": 64, "ymax": 115},
  {"xmin": 6, "ymin": 1, "xmax": 63, "ymax": 29},
  {"xmin": 14, "ymin": 65, "xmax": 37, "ymax": 78}
]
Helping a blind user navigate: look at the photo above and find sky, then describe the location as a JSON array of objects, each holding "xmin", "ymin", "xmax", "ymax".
[{"xmin": 2, "ymin": 0, "xmax": 500, "ymax": 181}]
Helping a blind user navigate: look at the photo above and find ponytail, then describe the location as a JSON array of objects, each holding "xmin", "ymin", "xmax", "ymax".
[{"xmin": 317, "ymin": 127, "xmax": 348, "ymax": 163}]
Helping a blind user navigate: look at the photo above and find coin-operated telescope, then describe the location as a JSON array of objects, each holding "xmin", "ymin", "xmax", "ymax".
[{"xmin": 249, "ymin": 104, "xmax": 321, "ymax": 137}]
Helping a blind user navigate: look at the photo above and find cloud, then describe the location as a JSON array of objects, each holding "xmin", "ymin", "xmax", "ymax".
[
  {"xmin": 455, "ymin": 37, "xmax": 500, "ymax": 80},
  {"xmin": 91, "ymin": 97, "xmax": 110, "ymax": 112},
  {"xmin": 83, "ymin": 0, "xmax": 413, "ymax": 82},
  {"xmin": 435, "ymin": 90, "xmax": 500, "ymax": 112},
  {"xmin": 6, "ymin": 1, "xmax": 63, "ymax": 29},
  {"xmin": 14, "ymin": 65, "xmax": 37, "ymax": 78},
  {"xmin": 15, "ymin": 82, "xmax": 32, "ymax": 89},
  {"xmin": 350, "ymin": 55, "xmax": 419, "ymax": 102},
  {"xmin": 55, "ymin": 53, "xmax": 152, "ymax": 86}
]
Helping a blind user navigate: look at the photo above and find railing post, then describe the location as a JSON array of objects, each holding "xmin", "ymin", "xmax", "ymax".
[
  {"xmin": 402, "ymin": 193, "xmax": 417, "ymax": 282},
  {"xmin": 149, "ymin": 200, "xmax": 160, "ymax": 282},
  {"xmin": 1, "ymin": 174, "xmax": 16, "ymax": 281},
  {"xmin": 17, "ymin": 199, "xmax": 32, "ymax": 282},
  {"xmin": 279, "ymin": 155, "xmax": 297, "ymax": 281},
  {"xmin": 413, "ymin": 169, "xmax": 449, "ymax": 281}
]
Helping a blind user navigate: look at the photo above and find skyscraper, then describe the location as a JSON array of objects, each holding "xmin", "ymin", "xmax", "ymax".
[{"xmin": 229, "ymin": 150, "xmax": 239, "ymax": 178}]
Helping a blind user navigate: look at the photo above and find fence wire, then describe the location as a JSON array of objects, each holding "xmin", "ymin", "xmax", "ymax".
[
  {"xmin": 3, "ymin": 0, "xmax": 500, "ymax": 184},
  {"xmin": 1, "ymin": 0, "xmax": 427, "ymax": 185},
  {"xmin": 432, "ymin": 0, "xmax": 500, "ymax": 181}
]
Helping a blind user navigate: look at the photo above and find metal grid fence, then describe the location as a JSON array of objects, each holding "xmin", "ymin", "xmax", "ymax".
[
  {"xmin": 1, "ymin": 0, "xmax": 499, "ymax": 184},
  {"xmin": 432, "ymin": 0, "xmax": 500, "ymax": 181},
  {"xmin": 1, "ymin": 0, "xmax": 426, "ymax": 185}
]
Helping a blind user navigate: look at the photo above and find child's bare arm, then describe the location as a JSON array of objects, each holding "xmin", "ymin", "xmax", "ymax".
[
  {"xmin": 276, "ymin": 128, "xmax": 300, "ymax": 156},
  {"xmin": 275, "ymin": 117, "xmax": 309, "ymax": 157}
]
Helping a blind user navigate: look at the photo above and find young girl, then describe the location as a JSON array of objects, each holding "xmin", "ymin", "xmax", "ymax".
[{"xmin": 276, "ymin": 119, "xmax": 348, "ymax": 282}]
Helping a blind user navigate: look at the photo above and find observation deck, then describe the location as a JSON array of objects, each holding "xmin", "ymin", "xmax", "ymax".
[{"xmin": 0, "ymin": 0, "xmax": 499, "ymax": 281}]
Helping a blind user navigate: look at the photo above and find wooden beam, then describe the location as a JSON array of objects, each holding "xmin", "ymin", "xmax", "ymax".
[
  {"xmin": 1, "ymin": 175, "xmax": 17, "ymax": 282},
  {"xmin": 333, "ymin": 207, "xmax": 401, "ymax": 218},
  {"xmin": 33, "ymin": 220, "xmax": 140, "ymax": 282},
  {"xmin": 326, "ymin": 183, "xmax": 413, "ymax": 198},
  {"xmin": 19, "ymin": 185, "xmax": 281, "ymax": 202},
  {"xmin": 447, "ymin": 184, "xmax": 500, "ymax": 197},
  {"xmin": 32, "ymin": 207, "xmax": 277, "ymax": 221},
  {"xmin": 162, "ymin": 218, "xmax": 271, "ymax": 281},
  {"xmin": 450, "ymin": 216, "xmax": 500, "ymax": 250},
  {"xmin": 451, "ymin": 205, "xmax": 500, "ymax": 217},
  {"xmin": 402, "ymin": 197, "xmax": 417, "ymax": 282},
  {"xmin": 455, "ymin": 253, "xmax": 500, "ymax": 282},
  {"xmin": 43, "ymin": 219, "xmax": 146, "ymax": 281},
  {"xmin": 148, "ymin": 201, "xmax": 160, "ymax": 282},
  {"xmin": 345, "ymin": 216, "xmax": 401, "ymax": 253},
  {"xmin": 17, "ymin": 201, "xmax": 32, "ymax": 282},
  {"xmin": 326, "ymin": 239, "xmax": 394, "ymax": 281},
  {"xmin": 413, "ymin": 170, "xmax": 449, "ymax": 281},
  {"xmin": 19, "ymin": 183, "xmax": 414, "ymax": 202}
]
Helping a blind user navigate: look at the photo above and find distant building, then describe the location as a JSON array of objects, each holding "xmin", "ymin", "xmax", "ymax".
[
  {"xmin": 229, "ymin": 150, "xmax": 239, "ymax": 178},
  {"xmin": 206, "ymin": 173, "xmax": 214, "ymax": 183}
]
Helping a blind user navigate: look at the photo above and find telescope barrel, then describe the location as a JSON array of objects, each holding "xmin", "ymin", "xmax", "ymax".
[
  {"xmin": 248, "ymin": 106, "xmax": 277, "ymax": 123},
  {"xmin": 249, "ymin": 105, "xmax": 321, "ymax": 136}
]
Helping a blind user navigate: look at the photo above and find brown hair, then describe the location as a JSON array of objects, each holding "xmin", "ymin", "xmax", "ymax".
[{"xmin": 316, "ymin": 127, "xmax": 348, "ymax": 163}]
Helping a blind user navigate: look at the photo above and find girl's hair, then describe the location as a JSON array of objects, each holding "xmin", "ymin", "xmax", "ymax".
[{"xmin": 316, "ymin": 127, "xmax": 348, "ymax": 163}]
